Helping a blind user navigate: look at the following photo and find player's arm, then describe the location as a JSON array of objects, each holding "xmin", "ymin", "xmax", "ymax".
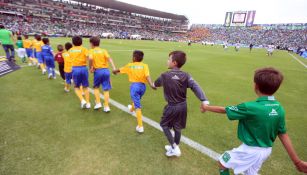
[
  {"xmin": 153, "ymin": 75, "xmax": 162, "ymax": 88},
  {"xmin": 201, "ymin": 105, "xmax": 226, "ymax": 113},
  {"xmin": 278, "ymin": 133, "xmax": 307, "ymax": 173},
  {"xmin": 187, "ymin": 75, "xmax": 210, "ymax": 105},
  {"xmin": 10, "ymin": 32, "xmax": 16, "ymax": 43},
  {"xmin": 88, "ymin": 58, "xmax": 94, "ymax": 73},
  {"xmin": 107, "ymin": 57, "xmax": 116, "ymax": 71},
  {"xmin": 146, "ymin": 76, "xmax": 156, "ymax": 90}
]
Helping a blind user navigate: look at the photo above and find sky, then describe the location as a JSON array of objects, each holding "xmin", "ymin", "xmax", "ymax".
[{"xmin": 117, "ymin": 0, "xmax": 307, "ymax": 24}]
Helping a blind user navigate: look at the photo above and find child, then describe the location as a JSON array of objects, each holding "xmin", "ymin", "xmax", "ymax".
[
  {"xmin": 201, "ymin": 67, "xmax": 307, "ymax": 175},
  {"xmin": 54, "ymin": 44, "xmax": 65, "ymax": 80},
  {"xmin": 16, "ymin": 36, "xmax": 27, "ymax": 63},
  {"xmin": 69, "ymin": 36, "xmax": 90, "ymax": 109},
  {"xmin": 41, "ymin": 38, "xmax": 56, "ymax": 79},
  {"xmin": 62, "ymin": 42, "xmax": 73, "ymax": 92},
  {"xmin": 23, "ymin": 35, "xmax": 35, "ymax": 66},
  {"xmin": 153, "ymin": 50, "xmax": 209, "ymax": 157},
  {"xmin": 113, "ymin": 50, "xmax": 155, "ymax": 133},
  {"xmin": 33, "ymin": 35, "xmax": 46, "ymax": 74},
  {"xmin": 88, "ymin": 36, "xmax": 116, "ymax": 112}
]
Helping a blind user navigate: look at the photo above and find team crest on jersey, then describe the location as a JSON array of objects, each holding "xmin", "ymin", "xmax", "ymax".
[
  {"xmin": 222, "ymin": 152, "xmax": 231, "ymax": 163},
  {"xmin": 269, "ymin": 109, "xmax": 278, "ymax": 116},
  {"xmin": 171, "ymin": 75, "xmax": 180, "ymax": 80},
  {"xmin": 228, "ymin": 106, "xmax": 238, "ymax": 111}
]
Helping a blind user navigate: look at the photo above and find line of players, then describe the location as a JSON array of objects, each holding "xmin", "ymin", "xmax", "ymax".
[{"xmin": 13, "ymin": 35, "xmax": 307, "ymax": 175}]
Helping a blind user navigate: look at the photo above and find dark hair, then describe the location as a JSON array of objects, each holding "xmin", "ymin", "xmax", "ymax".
[
  {"xmin": 42, "ymin": 38, "xmax": 49, "ymax": 44},
  {"xmin": 89, "ymin": 36, "xmax": 100, "ymax": 46},
  {"xmin": 133, "ymin": 50, "xmax": 144, "ymax": 62},
  {"xmin": 169, "ymin": 50, "xmax": 186, "ymax": 68},
  {"xmin": 57, "ymin": 44, "xmax": 64, "ymax": 52},
  {"xmin": 72, "ymin": 36, "xmax": 82, "ymax": 46},
  {"xmin": 65, "ymin": 42, "xmax": 73, "ymax": 51},
  {"xmin": 24, "ymin": 35, "xmax": 28, "ymax": 39},
  {"xmin": 35, "ymin": 35, "xmax": 41, "ymax": 41},
  {"xmin": 0, "ymin": 24, "xmax": 4, "ymax": 29},
  {"xmin": 254, "ymin": 67, "xmax": 284, "ymax": 95},
  {"xmin": 17, "ymin": 36, "xmax": 22, "ymax": 40}
]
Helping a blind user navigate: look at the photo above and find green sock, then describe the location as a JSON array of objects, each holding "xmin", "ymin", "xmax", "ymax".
[{"xmin": 219, "ymin": 169, "xmax": 230, "ymax": 175}]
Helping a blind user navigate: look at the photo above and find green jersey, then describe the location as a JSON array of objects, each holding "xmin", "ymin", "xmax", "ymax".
[
  {"xmin": 0, "ymin": 29, "xmax": 13, "ymax": 45},
  {"xmin": 225, "ymin": 96, "xmax": 286, "ymax": 147},
  {"xmin": 16, "ymin": 40, "xmax": 23, "ymax": 48}
]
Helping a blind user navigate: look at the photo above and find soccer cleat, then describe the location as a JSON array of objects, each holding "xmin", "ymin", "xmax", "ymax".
[
  {"xmin": 64, "ymin": 88, "xmax": 70, "ymax": 93},
  {"xmin": 81, "ymin": 100, "xmax": 87, "ymax": 109},
  {"xmin": 127, "ymin": 104, "xmax": 134, "ymax": 112},
  {"xmin": 42, "ymin": 69, "xmax": 46, "ymax": 75},
  {"xmin": 85, "ymin": 103, "xmax": 91, "ymax": 109},
  {"xmin": 165, "ymin": 146, "xmax": 181, "ymax": 157},
  {"xmin": 48, "ymin": 73, "xmax": 52, "ymax": 79},
  {"xmin": 53, "ymin": 76, "xmax": 56, "ymax": 79},
  {"xmin": 136, "ymin": 126, "xmax": 144, "ymax": 133},
  {"xmin": 103, "ymin": 106, "xmax": 111, "ymax": 113},
  {"xmin": 94, "ymin": 103, "xmax": 102, "ymax": 110},
  {"xmin": 165, "ymin": 145, "xmax": 172, "ymax": 151}
]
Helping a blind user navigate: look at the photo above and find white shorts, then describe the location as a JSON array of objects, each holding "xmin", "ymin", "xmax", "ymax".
[
  {"xmin": 17, "ymin": 48, "xmax": 26, "ymax": 58},
  {"xmin": 219, "ymin": 144, "xmax": 272, "ymax": 175},
  {"xmin": 267, "ymin": 49, "xmax": 274, "ymax": 53}
]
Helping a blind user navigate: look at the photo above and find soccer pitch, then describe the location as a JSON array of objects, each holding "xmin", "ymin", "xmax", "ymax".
[{"xmin": 1, "ymin": 38, "xmax": 306, "ymax": 175}]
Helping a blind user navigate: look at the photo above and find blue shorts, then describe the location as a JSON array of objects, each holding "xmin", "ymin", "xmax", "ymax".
[
  {"xmin": 45, "ymin": 56, "xmax": 55, "ymax": 68},
  {"xmin": 72, "ymin": 66, "xmax": 89, "ymax": 88},
  {"xmin": 130, "ymin": 83, "xmax": 146, "ymax": 109},
  {"xmin": 93, "ymin": 68, "xmax": 111, "ymax": 91},
  {"xmin": 65, "ymin": 72, "xmax": 72, "ymax": 84},
  {"xmin": 36, "ymin": 52, "xmax": 44, "ymax": 63},
  {"xmin": 26, "ymin": 48, "xmax": 33, "ymax": 57}
]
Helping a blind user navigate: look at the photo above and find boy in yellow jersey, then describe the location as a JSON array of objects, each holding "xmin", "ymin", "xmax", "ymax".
[
  {"xmin": 69, "ymin": 36, "xmax": 90, "ymax": 109},
  {"xmin": 113, "ymin": 50, "xmax": 155, "ymax": 133},
  {"xmin": 62, "ymin": 42, "xmax": 73, "ymax": 92},
  {"xmin": 88, "ymin": 36, "xmax": 116, "ymax": 112},
  {"xmin": 23, "ymin": 35, "xmax": 35, "ymax": 66},
  {"xmin": 33, "ymin": 35, "xmax": 46, "ymax": 74}
]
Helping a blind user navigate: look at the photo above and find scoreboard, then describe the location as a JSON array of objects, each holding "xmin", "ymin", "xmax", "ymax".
[{"xmin": 224, "ymin": 11, "xmax": 256, "ymax": 27}]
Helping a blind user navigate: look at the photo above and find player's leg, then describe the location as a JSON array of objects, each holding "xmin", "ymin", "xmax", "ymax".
[
  {"xmin": 130, "ymin": 83, "xmax": 144, "ymax": 132},
  {"xmin": 72, "ymin": 67, "xmax": 86, "ymax": 108},
  {"xmin": 101, "ymin": 69, "xmax": 111, "ymax": 112},
  {"xmin": 81, "ymin": 67, "xmax": 90, "ymax": 108},
  {"xmin": 93, "ymin": 69, "xmax": 102, "ymax": 110},
  {"xmin": 218, "ymin": 161, "xmax": 230, "ymax": 175},
  {"xmin": 64, "ymin": 72, "xmax": 71, "ymax": 92}
]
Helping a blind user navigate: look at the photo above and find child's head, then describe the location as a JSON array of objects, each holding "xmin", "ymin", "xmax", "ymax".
[
  {"xmin": 35, "ymin": 35, "xmax": 41, "ymax": 41},
  {"xmin": 168, "ymin": 51, "xmax": 186, "ymax": 69},
  {"xmin": 42, "ymin": 38, "xmax": 49, "ymax": 45},
  {"xmin": 89, "ymin": 36, "xmax": 100, "ymax": 48},
  {"xmin": 17, "ymin": 36, "xmax": 22, "ymax": 40},
  {"xmin": 72, "ymin": 36, "xmax": 82, "ymax": 46},
  {"xmin": 132, "ymin": 50, "xmax": 144, "ymax": 62},
  {"xmin": 24, "ymin": 35, "xmax": 28, "ymax": 39},
  {"xmin": 57, "ymin": 44, "xmax": 64, "ymax": 52},
  {"xmin": 254, "ymin": 67, "xmax": 283, "ymax": 96},
  {"xmin": 65, "ymin": 42, "xmax": 73, "ymax": 51}
]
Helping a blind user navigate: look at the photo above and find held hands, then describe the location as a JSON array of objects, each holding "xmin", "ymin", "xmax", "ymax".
[
  {"xmin": 112, "ymin": 69, "xmax": 119, "ymax": 75},
  {"xmin": 200, "ymin": 103, "xmax": 208, "ymax": 113},
  {"xmin": 295, "ymin": 160, "xmax": 307, "ymax": 173},
  {"xmin": 150, "ymin": 83, "xmax": 157, "ymax": 90}
]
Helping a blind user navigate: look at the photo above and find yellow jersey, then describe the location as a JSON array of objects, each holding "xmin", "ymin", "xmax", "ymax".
[
  {"xmin": 88, "ymin": 47, "xmax": 110, "ymax": 69},
  {"xmin": 69, "ymin": 46, "xmax": 88, "ymax": 67},
  {"xmin": 63, "ymin": 51, "xmax": 73, "ymax": 73},
  {"xmin": 119, "ymin": 62, "xmax": 150, "ymax": 83},
  {"xmin": 23, "ymin": 39, "xmax": 32, "ymax": 49},
  {"xmin": 33, "ymin": 40, "xmax": 44, "ymax": 52}
]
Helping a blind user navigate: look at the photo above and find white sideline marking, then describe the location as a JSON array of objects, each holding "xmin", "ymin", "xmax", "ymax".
[
  {"xmin": 53, "ymin": 69, "xmax": 221, "ymax": 160},
  {"xmin": 288, "ymin": 53, "xmax": 307, "ymax": 68},
  {"xmin": 109, "ymin": 49, "xmax": 158, "ymax": 52}
]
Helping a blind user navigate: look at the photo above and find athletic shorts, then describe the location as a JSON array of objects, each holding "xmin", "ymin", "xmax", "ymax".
[
  {"xmin": 36, "ymin": 52, "xmax": 43, "ymax": 63},
  {"xmin": 17, "ymin": 48, "xmax": 26, "ymax": 58},
  {"xmin": 93, "ymin": 68, "xmax": 111, "ymax": 91},
  {"xmin": 160, "ymin": 101, "xmax": 187, "ymax": 130},
  {"xmin": 45, "ymin": 56, "xmax": 55, "ymax": 68},
  {"xmin": 65, "ymin": 72, "xmax": 72, "ymax": 84},
  {"xmin": 219, "ymin": 143, "xmax": 272, "ymax": 175},
  {"xmin": 72, "ymin": 66, "xmax": 89, "ymax": 88},
  {"xmin": 130, "ymin": 82, "xmax": 146, "ymax": 109},
  {"xmin": 26, "ymin": 48, "xmax": 33, "ymax": 57}
]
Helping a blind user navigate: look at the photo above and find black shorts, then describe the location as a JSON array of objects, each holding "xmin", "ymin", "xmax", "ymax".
[{"xmin": 160, "ymin": 102, "xmax": 187, "ymax": 130}]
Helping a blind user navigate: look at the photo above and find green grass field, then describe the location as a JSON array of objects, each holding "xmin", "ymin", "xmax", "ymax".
[{"xmin": 1, "ymin": 38, "xmax": 306, "ymax": 175}]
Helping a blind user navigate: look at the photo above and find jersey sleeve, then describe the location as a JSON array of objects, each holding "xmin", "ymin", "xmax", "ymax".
[
  {"xmin": 84, "ymin": 48, "xmax": 89, "ymax": 57},
  {"xmin": 88, "ymin": 50, "xmax": 93, "ymax": 60},
  {"xmin": 119, "ymin": 64, "xmax": 130, "ymax": 74},
  {"xmin": 278, "ymin": 112, "xmax": 287, "ymax": 134},
  {"xmin": 225, "ymin": 103, "xmax": 249, "ymax": 120},
  {"xmin": 187, "ymin": 74, "xmax": 209, "ymax": 102},
  {"xmin": 104, "ymin": 50, "xmax": 110, "ymax": 59},
  {"xmin": 154, "ymin": 74, "xmax": 163, "ymax": 87},
  {"xmin": 144, "ymin": 64, "xmax": 150, "ymax": 77}
]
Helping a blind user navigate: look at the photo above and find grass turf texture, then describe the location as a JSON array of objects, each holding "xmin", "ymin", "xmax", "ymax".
[{"xmin": 0, "ymin": 38, "xmax": 306, "ymax": 175}]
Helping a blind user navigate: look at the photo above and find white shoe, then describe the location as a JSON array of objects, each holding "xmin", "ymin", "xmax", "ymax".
[
  {"xmin": 127, "ymin": 104, "xmax": 134, "ymax": 112},
  {"xmin": 81, "ymin": 100, "xmax": 87, "ymax": 109},
  {"xmin": 103, "ymin": 106, "xmax": 110, "ymax": 113},
  {"xmin": 53, "ymin": 76, "xmax": 56, "ymax": 79},
  {"xmin": 28, "ymin": 63, "xmax": 32, "ymax": 66},
  {"xmin": 48, "ymin": 73, "xmax": 52, "ymax": 79},
  {"xmin": 42, "ymin": 69, "xmax": 46, "ymax": 75},
  {"xmin": 94, "ymin": 103, "xmax": 102, "ymax": 110},
  {"xmin": 165, "ymin": 146, "xmax": 181, "ymax": 157},
  {"xmin": 85, "ymin": 103, "xmax": 91, "ymax": 109},
  {"xmin": 136, "ymin": 126, "xmax": 144, "ymax": 133},
  {"xmin": 165, "ymin": 145, "xmax": 172, "ymax": 151},
  {"xmin": 64, "ymin": 88, "xmax": 70, "ymax": 92}
]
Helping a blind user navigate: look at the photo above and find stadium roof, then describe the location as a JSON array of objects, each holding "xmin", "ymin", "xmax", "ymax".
[{"xmin": 75, "ymin": 0, "xmax": 188, "ymax": 20}]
